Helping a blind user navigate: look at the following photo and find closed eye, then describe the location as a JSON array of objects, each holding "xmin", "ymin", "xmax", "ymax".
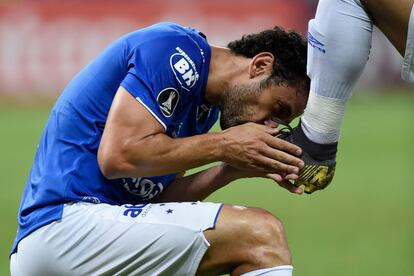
[
  {"xmin": 279, "ymin": 102, "xmax": 292, "ymax": 119},
  {"xmin": 272, "ymin": 101, "xmax": 292, "ymax": 122}
]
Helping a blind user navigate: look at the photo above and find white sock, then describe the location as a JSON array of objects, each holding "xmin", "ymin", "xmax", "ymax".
[
  {"xmin": 402, "ymin": 3, "xmax": 414, "ymax": 82},
  {"xmin": 303, "ymin": 0, "xmax": 373, "ymax": 144},
  {"xmin": 241, "ymin": 265, "xmax": 293, "ymax": 276},
  {"xmin": 301, "ymin": 93, "xmax": 348, "ymax": 144}
]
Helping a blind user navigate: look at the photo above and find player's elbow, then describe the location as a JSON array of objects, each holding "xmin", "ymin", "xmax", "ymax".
[
  {"xmin": 98, "ymin": 134, "xmax": 167, "ymax": 178},
  {"xmin": 97, "ymin": 144, "xmax": 130, "ymax": 180},
  {"xmin": 98, "ymin": 151, "xmax": 120, "ymax": 179},
  {"xmin": 98, "ymin": 138, "xmax": 151, "ymax": 179}
]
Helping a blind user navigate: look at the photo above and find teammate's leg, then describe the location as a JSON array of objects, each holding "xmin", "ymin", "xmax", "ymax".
[
  {"xmin": 281, "ymin": 0, "xmax": 414, "ymax": 194},
  {"xmin": 362, "ymin": 0, "xmax": 413, "ymax": 55},
  {"xmin": 302, "ymin": 0, "xmax": 373, "ymax": 144},
  {"xmin": 303, "ymin": 0, "xmax": 414, "ymax": 143},
  {"xmin": 361, "ymin": 0, "xmax": 414, "ymax": 81},
  {"xmin": 302, "ymin": 0, "xmax": 414, "ymax": 144},
  {"xmin": 278, "ymin": 0, "xmax": 374, "ymax": 193},
  {"xmin": 197, "ymin": 205, "xmax": 292, "ymax": 276}
]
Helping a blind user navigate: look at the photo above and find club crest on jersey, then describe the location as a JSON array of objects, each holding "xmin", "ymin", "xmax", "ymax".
[
  {"xmin": 170, "ymin": 46, "xmax": 199, "ymax": 91},
  {"xmin": 157, "ymin": 88, "xmax": 179, "ymax": 117}
]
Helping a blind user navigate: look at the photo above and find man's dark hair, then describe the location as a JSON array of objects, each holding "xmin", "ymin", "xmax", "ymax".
[{"xmin": 227, "ymin": 26, "xmax": 310, "ymax": 94}]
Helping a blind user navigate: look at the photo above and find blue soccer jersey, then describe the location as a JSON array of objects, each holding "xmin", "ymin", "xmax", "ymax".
[{"xmin": 12, "ymin": 22, "xmax": 219, "ymax": 254}]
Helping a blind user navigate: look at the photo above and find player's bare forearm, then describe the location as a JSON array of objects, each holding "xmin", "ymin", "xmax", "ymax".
[
  {"xmin": 100, "ymin": 126, "xmax": 302, "ymax": 180},
  {"xmin": 100, "ymin": 131, "xmax": 225, "ymax": 179},
  {"xmin": 152, "ymin": 163, "xmax": 240, "ymax": 202}
]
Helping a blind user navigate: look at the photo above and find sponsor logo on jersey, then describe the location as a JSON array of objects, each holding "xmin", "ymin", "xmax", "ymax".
[
  {"xmin": 170, "ymin": 46, "xmax": 199, "ymax": 91},
  {"xmin": 157, "ymin": 87, "xmax": 180, "ymax": 117},
  {"xmin": 122, "ymin": 177, "xmax": 164, "ymax": 201}
]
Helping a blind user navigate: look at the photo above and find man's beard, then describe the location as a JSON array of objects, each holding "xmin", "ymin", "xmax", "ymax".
[{"xmin": 219, "ymin": 83, "xmax": 261, "ymax": 129}]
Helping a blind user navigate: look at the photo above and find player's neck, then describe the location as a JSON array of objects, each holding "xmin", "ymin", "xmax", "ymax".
[{"xmin": 205, "ymin": 46, "xmax": 251, "ymax": 106}]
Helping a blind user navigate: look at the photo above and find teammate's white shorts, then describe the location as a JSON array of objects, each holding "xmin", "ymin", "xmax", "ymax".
[
  {"xmin": 402, "ymin": 4, "xmax": 414, "ymax": 82},
  {"xmin": 10, "ymin": 201, "xmax": 223, "ymax": 276}
]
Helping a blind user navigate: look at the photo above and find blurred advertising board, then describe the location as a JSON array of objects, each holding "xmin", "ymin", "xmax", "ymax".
[{"xmin": 0, "ymin": 0, "xmax": 408, "ymax": 96}]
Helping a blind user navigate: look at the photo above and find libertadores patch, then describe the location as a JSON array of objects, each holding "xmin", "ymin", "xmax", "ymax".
[{"xmin": 157, "ymin": 88, "xmax": 180, "ymax": 117}]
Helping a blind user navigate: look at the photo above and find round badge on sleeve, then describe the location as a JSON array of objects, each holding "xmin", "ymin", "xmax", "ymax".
[{"xmin": 157, "ymin": 88, "xmax": 180, "ymax": 117}]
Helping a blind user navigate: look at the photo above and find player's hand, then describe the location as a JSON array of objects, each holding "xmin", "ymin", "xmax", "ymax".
[
  {"xmin": 220, "ymin": 122, "xmax": 304, "ymax": 176},
  {"xmin": 277, "ymin": 119, "xmax": 337, "ymax": 194},
  {"xmin": 220, "ymin": 163, "xmax": 303, "ymax": 195},
  {"xmin": 266, "ymin": 174, "xmax": 303, "ymax": 195}
]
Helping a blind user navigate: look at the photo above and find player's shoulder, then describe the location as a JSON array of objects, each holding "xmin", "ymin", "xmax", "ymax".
[
  {"xmin": 143, "ymin": 22, "xmax": 207, "ymax": 41},
  {"xmin": 128, "ymin": 22, "xmax": 210, "ymax": 92},
  {"xmin": 142, "ymin": 22, "xmax": 208, "ymax": 63},
  {"xmin": 125, "ymin": 22, "xmax": 208, "ymax": 50}
]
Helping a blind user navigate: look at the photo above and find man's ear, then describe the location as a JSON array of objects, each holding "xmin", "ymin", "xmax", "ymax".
[{"xmin": 249, "ymin": 52, "xmax": 274, "ymax": 78}]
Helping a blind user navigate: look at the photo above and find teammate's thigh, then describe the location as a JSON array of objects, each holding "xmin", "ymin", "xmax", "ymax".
[
  {"xmin": 10, "ymin": 201, "xmax": 222, "ymax": 276},
  {"xmin": 362, "ymin": 0, "xmax": 414, "ymax": 55},
  {"xmin": 197, "ymin": 205, "xmax": 291, "ymax": 276}
]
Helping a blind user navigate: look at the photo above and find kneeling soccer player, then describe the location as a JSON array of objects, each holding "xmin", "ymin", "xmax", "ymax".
[{"xmin": 10, "ymin": 22, "xmax": 310, "ymax": 275}]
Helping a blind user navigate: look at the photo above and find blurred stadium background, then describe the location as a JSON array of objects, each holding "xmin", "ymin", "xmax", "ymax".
[{"xmin": 0, "ymin": 0, "xmax": 413, "ymax": 275}]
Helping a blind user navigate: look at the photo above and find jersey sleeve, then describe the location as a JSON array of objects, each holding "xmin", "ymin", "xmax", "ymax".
[{"xmin": 121, "ymin": 32, "xmax": 206, "ymax": 131}]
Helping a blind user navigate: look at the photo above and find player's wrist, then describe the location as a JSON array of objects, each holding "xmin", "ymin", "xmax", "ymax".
[
  {"xmin": 218, "ymin": 163, "xmax": 244, "ymax": 181},
  {"xmin": 210, "ymin": 131, "xmax": 229, "ymax": 163}
]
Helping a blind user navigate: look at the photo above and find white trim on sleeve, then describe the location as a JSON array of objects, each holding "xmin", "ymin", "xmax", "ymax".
[{"xmin": 135, "ymin": 97, "xmax": 167, "ymax": 130}]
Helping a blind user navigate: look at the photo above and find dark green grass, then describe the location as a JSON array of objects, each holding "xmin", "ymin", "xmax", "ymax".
[{"xmin": 1, "ymin": 93, "xmax": 413, "ymax": 275}]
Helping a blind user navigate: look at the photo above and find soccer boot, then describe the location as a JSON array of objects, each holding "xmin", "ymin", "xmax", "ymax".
[{"xmin": 276, "ymin": 119, "xmax": 337, "ymax": 194}]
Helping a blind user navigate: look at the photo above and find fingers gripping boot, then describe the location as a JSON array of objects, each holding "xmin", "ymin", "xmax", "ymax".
[{"xmin": 277, "ymin": 120, "xmax": 337, "ymax": 194}]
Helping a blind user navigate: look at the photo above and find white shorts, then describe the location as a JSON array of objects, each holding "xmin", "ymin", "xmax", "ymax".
[
  {"xmin": 10, "ymin": 201, "xmax": 223, "ymax": 276},
  {"xmin": 402, "ymin": 4, "xmax": 414, "ymax": 82}
]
